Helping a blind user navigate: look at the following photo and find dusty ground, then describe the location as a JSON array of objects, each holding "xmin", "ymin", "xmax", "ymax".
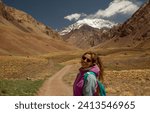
[{"xmin": 37, "ymin": 65, "xmax": 73, "ymax": 96}]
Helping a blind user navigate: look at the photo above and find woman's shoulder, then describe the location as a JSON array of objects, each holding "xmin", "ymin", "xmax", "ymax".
[{"xmin": 84, "ymin": 71, "xmax": 97, "ymax": 81}]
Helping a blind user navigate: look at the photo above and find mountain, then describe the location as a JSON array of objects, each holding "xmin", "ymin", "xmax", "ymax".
[
  {"xmin": 0, "ymin": 2, "xmax": 79, "ymax": 55},
  {"xmin": 59, "ymin": 18, "xmax": 116, "ymax": 35},
  {"xmin": 60, "ymin": 18, "xmax": 116, "ymax": 49},
  {"xmin": 95, "ymin": 1, "xmax": 150, "ymax": 49},
  {"xmin": 62, "ymin": 24, "xmax": 111, "ymax": 49},
  {"xmin": 62, "ymin": 1, "xmax": 150, "ymax": 50}
]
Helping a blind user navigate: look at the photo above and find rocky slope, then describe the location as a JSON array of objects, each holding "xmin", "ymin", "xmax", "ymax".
[
  {"xmin": 95, "ymin": 1, "xmax": 150, "ymax": 49},
  {"xmin": 60, "ymin": 17, "xmax": 117, "ymax": 49},
  {"xmin": 0, "ymin": 1, "xmax": 78, "ymax": 55},
  {"xmin": 62, "ymin": 24, "xmax": 110, "ymax": 49},
  {"xmin": 60, "ymin": 18, "xmax": 116, "ymax": 35}
]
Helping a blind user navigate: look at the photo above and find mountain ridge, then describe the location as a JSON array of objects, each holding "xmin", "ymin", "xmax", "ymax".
[
  {"xmin": 59, "ymin": 18, "xmax": 116, "ymax": 35},
  {"xmin": 62, "ymin": 24, "xmax": 111, "ymax": 49},
  {"xmin": 0, "ymin": 2, "xmax": 79, "ymax": 55}
]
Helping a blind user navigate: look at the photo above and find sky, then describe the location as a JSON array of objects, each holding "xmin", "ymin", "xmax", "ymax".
[{"xmin": 3, "ymin": 0, "xmax": 148, "ymax": 30}]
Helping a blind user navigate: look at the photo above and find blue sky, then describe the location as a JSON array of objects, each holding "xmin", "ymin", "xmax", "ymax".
[{"xmin": 3, "ymin": 0, "xmax": 147, "ymax": 30}]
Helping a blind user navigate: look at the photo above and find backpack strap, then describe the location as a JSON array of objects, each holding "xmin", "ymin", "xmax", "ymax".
[
  {"xmin": 84, "ymin": 71, "xmax": 96, "ymax": 81},
  {"xmin": 97, "ymin": 80, "xmax": 106, "ymax": 96}
]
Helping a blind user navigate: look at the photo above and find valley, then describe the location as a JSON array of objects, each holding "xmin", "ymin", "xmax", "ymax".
[{"xmin": 0, "ymin": 1, "xmax": 150, "ymax": 96}]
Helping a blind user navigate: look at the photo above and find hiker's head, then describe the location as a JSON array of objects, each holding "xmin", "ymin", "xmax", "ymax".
[
  {"xmin": 81, "ymin": 51, "xmax": 104, "ymax": 81},
  {"xmin": 81, "ymin": 52, "xmax": 93, "ymax": 69},
  {"xmin": 81, "ymin": 51, "xmax": 98, "ymax": 68}
]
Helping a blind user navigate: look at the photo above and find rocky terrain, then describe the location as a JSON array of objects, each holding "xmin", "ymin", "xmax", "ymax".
[
  {"xmin": 62, "ymin": 25, "xmax": 110, "ymax": 49},
  {"xmin": 95, "ymin": 1, "xmax": 150, "ymax": 49},
  {"xmin": 59, "ymin": 18, "xmax": 115, "ymax": 35}
]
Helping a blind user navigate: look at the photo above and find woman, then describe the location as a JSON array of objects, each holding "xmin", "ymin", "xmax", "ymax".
[{"xmin": 73, "ymin": 51, "xmax": 104, "ymax": 96}]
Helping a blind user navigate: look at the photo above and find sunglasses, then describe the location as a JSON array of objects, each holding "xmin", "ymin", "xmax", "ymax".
[{"xmin": 82, "ymin": 56, "xmax": 92, "ymax": 62}]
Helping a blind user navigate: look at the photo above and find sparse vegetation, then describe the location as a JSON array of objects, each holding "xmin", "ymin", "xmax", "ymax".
[
  {"xmin": 0, "ymin": 48, "xmax": 150, "ymax": 96},
  {"xmin": 0, "ymin": 51, "xmax": 83, "ymax": 95},
  {"xmin": 0, "ymin": 79, "xmax": 44, "ymax": 96}
]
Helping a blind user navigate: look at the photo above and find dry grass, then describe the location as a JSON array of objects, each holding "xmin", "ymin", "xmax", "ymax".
[
  {"xmin": 0, "ymin": 56, "xmax": 48, "ymax": 79},
  {"xmin": 0, "ymin": 48, "xmax": 150, "ymax": 95},
  {"xmin": 0, "ymin": 51, "xmax": 84, "ymax": 80},
  {"xmin": 105, "ymin": 69, "xmax": 150, "ymax": 96}
]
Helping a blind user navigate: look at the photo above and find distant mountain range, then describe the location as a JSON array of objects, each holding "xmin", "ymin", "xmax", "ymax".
[
  {"xmin": 61, "ymin": 1, "xmax": 150, "ymax": 49},
  {"xmin": 61, "ymin": 24, "xmax": 111, "ymax": 49},
  {"xmin": 59, "ymin": 18, "xmax": 116, "ymax": 35}
]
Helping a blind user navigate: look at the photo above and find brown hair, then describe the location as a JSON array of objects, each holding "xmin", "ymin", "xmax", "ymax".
[{"xmin": 82, "ymin": 51, "xmax": 104, "ymax": 82}]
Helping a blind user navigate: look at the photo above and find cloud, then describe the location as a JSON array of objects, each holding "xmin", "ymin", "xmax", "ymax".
[
  {"xmin": 64, "ymin": 13, "xmax": 87, "ymax": 21},
  {"xmin": 89, "ymin": 0, "xmax": 139, "ymax": 18},
  {"xmin": 64, "ymin": 0, "xmax": 143, "ymax": 23},
  {"xmin": 87, "ymin": 0, "xmax": 142, "ymax": 23}
]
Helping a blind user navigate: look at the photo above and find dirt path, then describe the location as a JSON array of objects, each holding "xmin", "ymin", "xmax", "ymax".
[{"xmin": 37, "ymin": 65, "xmax": 73, "ymax": 96}]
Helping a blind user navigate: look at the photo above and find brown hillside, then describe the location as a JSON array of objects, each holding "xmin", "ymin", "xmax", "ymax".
[
  {"xmin": 0, "ymin": 2, "xmax": 79, "ymax": 55},
  {"xmin": 95, "ymin": 2, "xmax": 150, "ymax": 49},
  {"xmin": 62, "ymin": 24, "xmax": 109, "ymax": 49}
]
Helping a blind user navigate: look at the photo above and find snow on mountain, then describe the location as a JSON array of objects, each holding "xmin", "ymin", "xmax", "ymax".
[{"xmin": 59, "ymin": 18, "xmax": 117, "ymax": 35}]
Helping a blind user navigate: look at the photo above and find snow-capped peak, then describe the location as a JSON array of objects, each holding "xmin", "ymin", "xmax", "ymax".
[{"xmin": 59, "ymin": 18, "xmax": 117, "ymax": 35}]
